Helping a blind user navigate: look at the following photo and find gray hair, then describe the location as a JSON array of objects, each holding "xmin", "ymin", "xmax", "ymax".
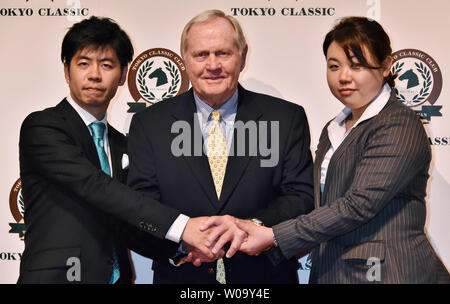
[{"xmin": 180, "ymin": 9, "xmax": 247, "ymax": 57}]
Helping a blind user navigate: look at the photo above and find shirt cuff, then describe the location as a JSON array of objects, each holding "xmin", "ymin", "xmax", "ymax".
[{"xmin": 165, "ymin": 214, "xmax": 190, "ymax": 243}]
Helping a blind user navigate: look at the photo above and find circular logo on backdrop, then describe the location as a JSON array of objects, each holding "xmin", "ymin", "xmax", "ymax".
[
  {"xmin": 127, "ymin": 48, "xmax": 189, "ymax": 113},
  {"xmin": 391, "ymin": 49, "xmax": 443, "ymax": 122},
  {"xmin": 9, "ymin": 178, "xmax": 26, "ymax": 240}
]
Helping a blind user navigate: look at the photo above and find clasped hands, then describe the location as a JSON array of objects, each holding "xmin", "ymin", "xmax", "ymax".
[{"xmin": 180, "ymin": 215, "xmax": 276, "ymax": 266}]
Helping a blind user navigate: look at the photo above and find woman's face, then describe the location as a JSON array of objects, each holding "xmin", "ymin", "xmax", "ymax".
[{"xmin": 326, "ymin": 41, "xmax": 391, "ymax": 115}]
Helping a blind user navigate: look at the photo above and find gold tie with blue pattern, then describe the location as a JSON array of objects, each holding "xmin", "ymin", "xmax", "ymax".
[{"xmin": 206, "ymin": 111, "xmax": 227, "ymax": 284}]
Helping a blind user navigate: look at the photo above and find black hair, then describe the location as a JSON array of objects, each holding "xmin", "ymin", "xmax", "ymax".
[
  {"xmin": 61, "ymin": 16, "xmax": 133, "ymax": 69},
  {"xmin": 323, "ymin": 17, "xmax": 396, "ymax": 87}
]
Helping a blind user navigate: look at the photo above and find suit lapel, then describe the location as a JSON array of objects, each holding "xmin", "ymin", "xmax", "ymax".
[
  {"xmin": 319, "ymin": 117, "xmax": 363, "ymax": 206},
  {"xmin": 108, "ymin": 126, "xmax": 126, "ymax": 182},
  {"xmin": 171, "ymin": 86, "xmax": 263, "ymax": 212},
  {"xmin": 327, "ymin": 92, "xmax": 398, "ymax": 174},
  {"xmin": 326, "ymin": 125, "xmax": 360, "ymax": 175},
  {"xmin": 55, "ymin": 99, "xmax": 101, "ymax": 169},
  {"xmin": 171, "ymin": 90, "xmax": 220, "ymax": 210},
  {"xmin": 321, "ymin": 91, "xmax": 398, "ymax": 205},
  {"xmin": 219, "ymin": 86, "xmax": 262, "ymax": 211},
  {"xmin": 314, "ymin": 126, "xmax": 331, "ymax": 208}
]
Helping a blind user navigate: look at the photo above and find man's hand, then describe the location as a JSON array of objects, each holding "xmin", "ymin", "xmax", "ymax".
[
  {"xmin": 235, "ymin": 219, "xmax": 274, "ymax": 256},
  {"xmin": 181, "ymin": 217, "xmax": 216, "ymax": 260},
  {"xmin": 200, "ymin": 215, "xmax": 248, "ymax": 258},
  {"xmin": 182, "ymin": 243, "xmax": 225, "ymax": 267}
]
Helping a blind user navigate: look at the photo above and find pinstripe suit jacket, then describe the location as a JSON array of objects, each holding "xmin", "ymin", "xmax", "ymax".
[{"xmin": 273, "ymin": 92, "xmax": 450, "ymax": 283}]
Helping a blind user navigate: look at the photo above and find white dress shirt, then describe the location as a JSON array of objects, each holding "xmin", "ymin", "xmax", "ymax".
[
  {"xmin": 66, "ymin": 95, "xmax": 113, "ymax": 175},
  {"xmin": 66, "ymin": 95, "xmax": 188, "ymax": 245},
  {"xmin": 194, "ymin": 89, "xmax": 238, "ymax": 154},
  {"xmin": 320, "ymin": 83, "xmax": 392, "ymax": 193},
  {"xmin": 165, "ymin": 91, "xmax": 239, "ymax": 244}
]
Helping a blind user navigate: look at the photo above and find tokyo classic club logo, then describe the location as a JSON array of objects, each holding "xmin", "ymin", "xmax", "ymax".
[
  {"xmin": 127, "ymin": 48, "xmax": 189, "ymax": 113},
  {"xmin": 9, "ymin": 178, "xmax": 26, "ymax": 240},
  {"xmin": 391, "ymin": 49, "xmax": 443, "ymax": 122}
]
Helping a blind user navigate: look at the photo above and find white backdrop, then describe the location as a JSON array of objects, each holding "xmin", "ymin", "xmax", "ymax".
[{"xmin": 1, "ymin": 0, "xmax": 449, "ymax": 284}]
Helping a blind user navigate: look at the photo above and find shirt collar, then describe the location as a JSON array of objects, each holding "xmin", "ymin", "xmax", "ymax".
[
  {"xmin": 193, "ymin": 90, "xmax": 238, "ymax": 126},
  {"xmin": 66, "ymin": 94, "xmax": 108, "ymax": 127},
  {"xmin": 327, "ymin": 83, "xmax": 391, "ymax": 150},
  {"xmin": 331, "ymin": 83, "xmax": 391, "ymax": 129}
]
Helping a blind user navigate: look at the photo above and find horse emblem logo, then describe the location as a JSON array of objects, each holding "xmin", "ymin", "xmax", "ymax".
[
  {"xmin": 391, "ymin": 49, "xmax": 443, "ymax": 122},
  {"xmin": 399, "ymin": 69, "xmax": 419, "ymax": 89},
  {"xmin": 9, "ymin": 178, "xmax": 26, "ymax": 240},
  {"xmin": 149, "ymin": 67, "xmax": 168, "ymax": 87},
  {"xmin": 127, "ymin": 48, "xmax": 190, "ymax": 113}
]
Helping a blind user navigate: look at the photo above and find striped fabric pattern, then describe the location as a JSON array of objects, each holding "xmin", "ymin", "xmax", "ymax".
[{"xmin": 273, "ymin": 93, "xmax": 450, "ymax": 283}]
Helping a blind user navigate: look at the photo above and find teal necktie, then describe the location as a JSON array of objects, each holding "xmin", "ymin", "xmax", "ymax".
[
  {"xmin": 88, "ymin": 122, "xmax": 120, "ymax": 284},
  {"xmin": 89, "ymin": 122, "xmax": 111, "ymax": 176}
]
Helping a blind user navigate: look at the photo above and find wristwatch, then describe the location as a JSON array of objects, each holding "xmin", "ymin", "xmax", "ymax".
[
  {"xmin": 251, "ymin": 218, "xmax": 264, "ymax": 226},
  {"xmin": 272, "ymin": 233, "xmax": 279, "ymax": 247},
  {"xmin": 251, "ymin": 218, "xmax": 278, "ymax": 248}
]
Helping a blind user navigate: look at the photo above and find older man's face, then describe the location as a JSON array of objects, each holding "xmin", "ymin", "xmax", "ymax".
[{"xmin": 184, "ymin": 17, "xmax": 247, "ymax": 108}]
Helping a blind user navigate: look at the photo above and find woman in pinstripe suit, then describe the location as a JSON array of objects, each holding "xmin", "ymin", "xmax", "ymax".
[{"xmin": 211, "ymin": 17, "xmax": 450, "ymax": 283}]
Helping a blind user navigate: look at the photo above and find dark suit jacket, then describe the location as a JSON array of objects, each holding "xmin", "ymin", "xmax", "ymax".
[
  {"xmin": 127, "ymin": 85, "xmax": 314, "ymax": 284},
  {"xmin": 18, "ymin": 99, "xmax": 181, "ymax": 284},
  {"xmin": 273, "ymin": 92, "xmax": 450, "ymax": 283}
]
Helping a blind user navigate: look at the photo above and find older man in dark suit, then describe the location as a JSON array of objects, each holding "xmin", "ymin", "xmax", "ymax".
[{"xmin": 127, "ymin": 10, "xmax": 314, "ymax": 284}]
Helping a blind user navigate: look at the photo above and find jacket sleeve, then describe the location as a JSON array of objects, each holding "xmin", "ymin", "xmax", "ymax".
[
  {"xmin": 253, "ymin": 105, "xmax": 315, "ymax": 226},
  {"xmin": 125, "ymin": 111, "xmax": 185, "ymax": 257},
  {"xmin": 19, "ymin": 111, "xmax": 180, "ymax": 240},
  {"xmin": 273, "ymin": 107, "xmax": 431, "ymax": 259}
]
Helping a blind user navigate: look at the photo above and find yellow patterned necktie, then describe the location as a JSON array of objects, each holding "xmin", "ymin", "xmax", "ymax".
[{"xmin": 206, "ymin": 110, "xmax": 227, "ymax": 284}]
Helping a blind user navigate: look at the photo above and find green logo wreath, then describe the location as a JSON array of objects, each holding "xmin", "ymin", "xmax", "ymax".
[
  {"xmin": 137, "ymin": 60, "xmax": 181, "ymax": 103},
  {"xmin": 392, "ymin": 61, "xmax": 432, "ymax": 107},
  {"xmin": 162, "ymin": 60, "xmax": 180, "ymax": 99},
  {"xmin": 137, "ymin": 60, "xmax": 156, "ymax": 102}
]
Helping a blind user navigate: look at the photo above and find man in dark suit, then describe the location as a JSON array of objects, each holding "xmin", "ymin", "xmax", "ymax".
[
  {"xmin": 18, "ymin": 16, "xmax": 216, "ymax": 284},
  {"xmin": 127, "ymin": 10, "xmax": 314, "ymax": 283}
]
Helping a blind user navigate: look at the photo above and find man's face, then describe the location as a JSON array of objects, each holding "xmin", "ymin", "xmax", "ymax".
[
  {"xmin": 64, "ymin": 45, "xmax": 127, "ymax": 118},
  {"xmin": 183, "ymin": 17, "xmax": 247, "ymax": 108}
]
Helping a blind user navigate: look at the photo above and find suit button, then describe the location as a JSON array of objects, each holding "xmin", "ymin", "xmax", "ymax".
[{"xmin": 207, "ymin": 268, "xmax": 215, "ymax": 275}]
